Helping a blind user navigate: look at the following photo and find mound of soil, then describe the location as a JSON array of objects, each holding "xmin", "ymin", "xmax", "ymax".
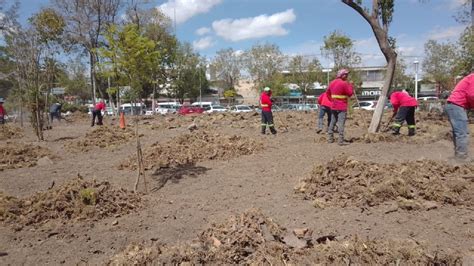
[
  {"xmin": 0, "ymin": 124, "xmax": 23, "ymax": 140},
  {"xmin": 109, "ymin": 209, "xmax": 461, "ymax": 265},
  {"xmin": 0, "ymin": 142, "xmax": 53, "ymax": 171},
  {"xmin": 0, "ymin": 176, "xmax": 141, "ymax": 228},
  {"xmin": 119, "ymin": 131, "xmax": 264, "ymax": 170},
  {"xmin": 65, "ymin": 126, "xmax": 135, "ymax": 152},
  {"xmin": 295, "ymin": 155, "xmax": 474, "ymax": 208}
]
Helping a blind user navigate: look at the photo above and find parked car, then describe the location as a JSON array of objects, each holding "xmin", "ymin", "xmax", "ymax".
[
  {"xmin": 255, "ymin": 105, "xmax": 282, "ymax": 113},
  {"xmin": 178, "ymin": 105, "xmax": 205, "ymax": 115},
  {"xmin": 418, "ymin": 96, "xmax": 439, "ymax": 101},
  {"xmin": 156, "ymin": 102, "xmax": 181, "ymax": 114},
  {"xmin": 230, "ymin": 105, "xmax": 253, "ymax": 113},
  {"xmin": 191, "ymin": 101, "xmax": 213, "ymax": 110},
  {"xmin": 205, "ymin": 105, "xmax": 228, "ymax": 113},
  {"xmin": 353, "ymin": 101, "xmax": 376, "ymax": 111}
]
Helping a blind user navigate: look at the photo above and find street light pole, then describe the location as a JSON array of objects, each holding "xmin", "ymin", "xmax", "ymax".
[{"xmin": 414, "ymin": 60, "xmax": 419, "ymax": 99}]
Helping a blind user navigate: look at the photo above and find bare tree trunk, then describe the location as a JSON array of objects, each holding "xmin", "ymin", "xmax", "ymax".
[
  {"xmin": 90, "ymin": 53, "xmax": 97, "ymax": 104},
  {"xmin": 369, "ymin": 57, "xmax": 396, "ymax": 132}
]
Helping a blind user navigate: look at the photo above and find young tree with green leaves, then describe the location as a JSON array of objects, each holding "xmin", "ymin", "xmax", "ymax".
[
  {"xmin": 422, "ymin": 40, "xmax": 458, "ymax": 92},
  {"xmin": 99, "ymin": 24, "xmax": 161, "ymax": 115},
  {"xmin": 342, "ymin": 0, "xmax": 397, "ymax": 133},
  {"xmin": 287, "ymin": 55, "xmax": 323, "ymax": 98}
]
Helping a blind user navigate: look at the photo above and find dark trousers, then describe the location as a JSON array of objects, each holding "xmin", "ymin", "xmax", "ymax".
[
  {"xmin": 91, "ymin": 110, "xmax": 103, "ymax": 126},
  {"xmin": 261, "ymin": 111, "xmax": 276, "ymax": 134},
  {"xmin": 50, "ymin": 112, "xmax": 61, "ymax": 122},
  {"xmin": 392, "ymin": 106, "xmax": 416, "ymax": 135}
]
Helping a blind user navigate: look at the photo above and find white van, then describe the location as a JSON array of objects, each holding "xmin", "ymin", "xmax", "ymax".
[
  {"xmin": 120, "ymin": 103, "xmax": 146, "ymax": 115},
  {"xmin": 191, "ymin": 101, "xmax": 213, "ymax": 109},
  {"xmin": 156, "ymin": 102, "xmax": 181, "ymax": 114}
]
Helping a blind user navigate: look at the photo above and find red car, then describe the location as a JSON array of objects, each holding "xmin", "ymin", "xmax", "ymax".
[{"xmin": 178, "ymin": 105, "xmax": 205, "ymax": 115}]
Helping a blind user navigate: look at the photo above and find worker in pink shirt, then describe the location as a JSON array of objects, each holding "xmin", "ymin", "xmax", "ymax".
[
  {"xmin": 390, "ymin": 90, "xmax": 418, "ymax": 136},
  {"xmin": 0, "ymin": 98, "xmax": 6, "ymax": 124},
  {"xmin": 316, "ymin": 91, "xmax": 332, "ymax": 134},
  {"xmin": 445, "ymin": 73, "xmax": 474, "ymax": 160},
  {"xmin": 91, "ymin": 100, "xmax": 106, "ymax": 127},
  {"xmin": 326, "ymin": 69, "xmax": 354, "ymax": 145}
]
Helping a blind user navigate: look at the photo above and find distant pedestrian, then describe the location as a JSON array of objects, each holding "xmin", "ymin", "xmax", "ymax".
[
  {"xmin": 445, "ymin": 73, "xmax": 474, "ymax": 161},
  {"xmin": 260, "ymin": 87, "xmax": 277, "ymax": 135},
  {"xmin": 327, "ymin": 69, "xmax": 354, "ymax": 145},
  {"xmin": 316, "ymin": 91, "xmax": 332, "ymax": 134},
  {"xmin": 49, "ymin": 102, "xmax": 62, "ymax": 122},
  {"xmin": 390, "ymin": 90, "xmax": 418, "ymax": 136},
  {"xmin": 91, "ymin": 100, "xmax": 106, "ymax": 127},
  {"xmin": 0, "ymin": 98, "xmax": 6, "ymax": 125}
]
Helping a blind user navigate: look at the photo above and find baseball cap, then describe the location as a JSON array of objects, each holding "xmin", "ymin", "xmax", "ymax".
[{"xmin": 263, "ymin": 87, "xmax": 271, "ymax": 92}]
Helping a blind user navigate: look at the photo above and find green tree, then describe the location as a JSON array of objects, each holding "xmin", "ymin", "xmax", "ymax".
[
  {"xmin": 99, "ymin": 24, "xmax": 161, "ymax": 114},
  {"xmin": 342, "ymin": 0, "xmax": 398, "ymax": 133},
  {"xmin": 287, "ymin": 55, "xmax": 323, "ymax": 97},
  {"xmin": 243, "ymin": 43, "xmax": 285, "ymax": 90},
  {"xmin": 321, "ymin": 30, "xmax": 359, "ymax": 69},
  {"xmin": 422, "ymin": 40, "xmax": 458, "ymax": 91}
]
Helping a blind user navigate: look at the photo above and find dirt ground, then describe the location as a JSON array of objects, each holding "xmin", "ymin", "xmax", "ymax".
[{"xmin": 0, "ymin": 110, "xmax": 473, "ymax": 265}]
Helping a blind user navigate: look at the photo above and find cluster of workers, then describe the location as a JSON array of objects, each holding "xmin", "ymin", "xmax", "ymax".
[{"xmin": 259, "ymin": 71, "xmax": 474, "ymax": 161}]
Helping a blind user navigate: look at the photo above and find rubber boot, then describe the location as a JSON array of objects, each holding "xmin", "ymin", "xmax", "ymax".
[
  {"xmin": 270, "ymin": 126, "xmax": 277, "ymax": 135},
  {"xmin": 261, "ymin": 125, "xmax": 266, "ymax": 135},
  {"xmin": 338, "ymin": 136, "xmax": 349, "ymax": 146},
  {"xmin": 392, "ymin": 127, "xmax": 400, "ymax": 135},
  {"xmin": 408, "ymin": 128, "xmax": 415, "ymax": 136}
]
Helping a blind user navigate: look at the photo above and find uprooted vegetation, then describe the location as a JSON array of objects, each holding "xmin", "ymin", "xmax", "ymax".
[
  {"xmin": 0, "ymin": 124, "xmax": 23, "ymax": 140},
  {"xmin": 0, "ymin": 176, "xmax": 142, "ymax": 228},
  {"xmin": 109, "ymin": 208, "xmax": 461, "ymax": 265},
  {"xmin": 0, "ymin": 142, "xmax": 53, "ymax": 171},
  {"xmin": 119, "ymin": 131, "xmax": 264, "ymax": 170},
  {"xmin": 295, "ymin": 155, "xmax": 474, "ymax": 209},
  {"xmin": 65, "ymin": 126, "xmax": 135, "ymax": 152}
]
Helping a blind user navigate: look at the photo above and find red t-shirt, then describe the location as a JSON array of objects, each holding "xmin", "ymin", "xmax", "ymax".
[
  {"xmin": 326, "ymin": 78, "xmax": 354, "ymax": 111},
  {"xmin": 94, "ymin": 102, "xmax": 106, "ymax": 111},
  {"xmin": 260, "ymin": 92, "xmax": 272, "ymax": 112},
  {"xmin": 390, "ymin": 91, "xmax": 418, "ymax": 113},
  {"xmin": 0, "ymin": 105, "xmax": 6, "ymax": 117},
  {"xmin": 318, "ymin": 92, "xmax": 332, "ymax": 108}
]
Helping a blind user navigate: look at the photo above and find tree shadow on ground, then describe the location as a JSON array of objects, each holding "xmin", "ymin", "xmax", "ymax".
[{"xmin": 150, "ymin": 163, "xmax": 210, "ymax": 191}]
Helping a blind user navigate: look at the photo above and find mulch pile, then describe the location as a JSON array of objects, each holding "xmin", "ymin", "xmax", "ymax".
[
  {"xmin": 0, "ymin": 176, "xmax": 141, "ymax": 229},
  {"xmin": 0, "ymin": 142, "xmax": 53, "ymax": 171},
  {"xmin": 109, "ymin": 209, "xmax": 461, "ymax": 265},
  {"xmin": 0, "ymin": 124, "xmax": 23, "ymax": 140},
  {"xmin": 119, "ymin": 130, "xmax": 264, "ymax": 170},
  {"xmin": 295, "ymin": 155, "xmax": 474, "ymax": 209},
  {"xmin": 65, "ymin": 126, "xmax": 135, "ymax": 152}
]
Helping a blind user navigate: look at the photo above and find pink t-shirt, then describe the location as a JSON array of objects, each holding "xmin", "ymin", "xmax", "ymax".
[
  {"xmin": 326, "ymin": 78, "xmax": 354, "ymax": 111},
  {"xmin": 390, "ymin": 91, "xmax": 418, "ymax": 112}
]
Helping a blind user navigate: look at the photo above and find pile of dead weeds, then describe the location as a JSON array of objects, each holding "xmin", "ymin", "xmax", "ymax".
[
  {"xmin": 65, "ymin": 126, "xmax": 135, "ymax": 152},
  {"xmin": 0, "ymin": 124, "xmax": 23, "ymax": 140},
  {"xmin": 0, "ymin": 142, "xmax": 53, "ymax": 171},
  {"xmin": 295, "ymin": 155, "xmax": 474, "ymax": 209},
  {"xmin": 0, "ymin": 176, "xmax": 141, "ymax": 229},
  {"xmin": 109, "ymin": 208, "xmax": 462, "ymax": 265},
  {"xmin": 119, "ymin": 130, "xmax": 264, "ymax": 170}
]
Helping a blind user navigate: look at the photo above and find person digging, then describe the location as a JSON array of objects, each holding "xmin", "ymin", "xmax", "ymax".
[
  {"xmin": 260, "ymin": 87, "xmax": 277, "ymax": 135},
  {"xmin": 389, "ymin": 90, "xmax": 418, "ymax": 136}
]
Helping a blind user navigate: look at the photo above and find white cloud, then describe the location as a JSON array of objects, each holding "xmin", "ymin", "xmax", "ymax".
[
  {"xmin": 158, "ymin": 0, "xmax": 222, "ymax": 25},
  {"xmin": 426, "ymin": 25, "xmax": 465, "ymax": 41},
  {"xmin": 196, "ymin": 27, "xmax": 211, "ymax": 36},
  {"xmin": 212, "ymin": 9, "xmax": 296, "ymax": 42},
  {"xmin": 193, "ymin": 36, "xmax": 215, "ymax": 50}
]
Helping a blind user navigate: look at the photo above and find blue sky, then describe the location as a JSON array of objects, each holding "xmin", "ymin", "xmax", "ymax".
[{"xmin": 15, "ymin": 0, "xmax": 468, "ymax": 70}]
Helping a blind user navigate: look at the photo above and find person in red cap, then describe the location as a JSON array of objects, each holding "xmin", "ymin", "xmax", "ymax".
[
  {"xmin": 445, "ymin": 73, "xmax": 474, "ymax": 160},
  {"xmin": 0, "ymin": 98, "xmax": 6, "ymax": 124},
  {"xmin": 326, "ymin": 69, "xmax": 353, "ymax": 145},
  {"xmin": 316, "ymin": 91, "xmax": 332, "ymax": 133},
  {"xmin": 389, "ymin": 90, "xmax": 418, "ymax": 136},
  {"xmin": 91, "ymin": 100, "xmax": 106, "ymax": 127},
  {"xmin": 260, "ymin": 87, "xmax": 277, "ymax": 135}
]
